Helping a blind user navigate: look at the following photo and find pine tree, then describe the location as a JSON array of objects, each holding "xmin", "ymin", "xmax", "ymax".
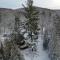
[
  {"xmin": 2, "ymin": 15, "xmax": 28, "ymax": 60},
  {"xmin": 4, "ymin": 39, "xmax": 25, "ymax": 60},
  {"xmin": 3, "ymin": 15, "xmax": 26, "ymax": 60},
  {"xmin": 12, "ymin": 15, "xmax": 28, "ymax": 50},
  {"xmin": 23, "ymin": 0, "xmax": 39, "ymax": 51}
]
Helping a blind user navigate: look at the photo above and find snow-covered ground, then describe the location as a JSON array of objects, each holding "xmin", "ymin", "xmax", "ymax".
[
  {"xmin": 0, "ymin": 29, "xmax": 50, "ymax": 60},
  {"xmin": 22, "ymin": 34, "xmax": 50, "ymax": 60}
]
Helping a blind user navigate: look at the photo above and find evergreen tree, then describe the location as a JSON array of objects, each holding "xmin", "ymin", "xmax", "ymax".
[
  {"xmin": 2, "ymin": 15, "xmax": 28, "ymax": 60},
  {"xmin": 2, "ymin": 15, "xmax": 26, "ymax": 60},
  {"xmin": 4, "ymin": 39, "xmax": 25, "ymax": 60},
  {"xmin": 23, "ymin": 0, "xmax": 39, "ymax": 51},
  {"xmin": 12, "ymin": 15, "xmax": 28, "ymax": 50}
]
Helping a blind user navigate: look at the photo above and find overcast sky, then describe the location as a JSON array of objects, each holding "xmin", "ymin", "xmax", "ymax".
[{"xmin": 0, "ymin": 0, "xmax": 60, "ymax": 9}]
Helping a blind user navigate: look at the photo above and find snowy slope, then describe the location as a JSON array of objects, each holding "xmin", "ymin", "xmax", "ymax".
[
  {"xmin": 0, "ymin": 29, "xmax": 50, "ymax": 60},
  {"xmin": 22, "ymin": 33, "xmax": 50, "ymax": 60}
]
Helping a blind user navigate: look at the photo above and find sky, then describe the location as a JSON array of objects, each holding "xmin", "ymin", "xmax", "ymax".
[{"xmin": 0, "ymin": 0, "xmax": 60, "ymax": 9}]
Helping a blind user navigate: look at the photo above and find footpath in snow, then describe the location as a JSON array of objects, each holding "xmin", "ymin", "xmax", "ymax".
[{"xmin": 22, "ymin": 34, "xmax": 50, "ymax": 60}]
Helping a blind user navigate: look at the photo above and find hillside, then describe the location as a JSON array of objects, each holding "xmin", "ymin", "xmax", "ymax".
[{"xmin": 0, "ymin": 7, "xmax": 60, "ymax": 60}]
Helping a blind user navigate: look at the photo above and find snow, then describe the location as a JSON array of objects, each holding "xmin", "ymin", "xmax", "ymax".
[
  {"xmin": 24, "ymin": 33, "xmax": 28, "ymax": 38},
  {"xmin": 0, "ymin": 30, "xmax": 50, "ymax": 60},
  {"xmin": 21, "ymin": 29, "xmax": 26, "ymax": 33},
  {"xmin": 22, "ymin": 33, "xmax": 50, "ymax": 60}
]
